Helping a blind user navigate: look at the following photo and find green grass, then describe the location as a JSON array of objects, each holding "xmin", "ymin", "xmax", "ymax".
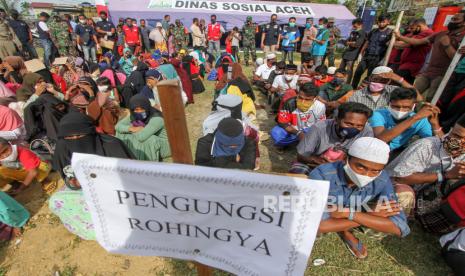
[{"xmin": 177, "ymin": 53, "xmax": 452, "ymax": 275}]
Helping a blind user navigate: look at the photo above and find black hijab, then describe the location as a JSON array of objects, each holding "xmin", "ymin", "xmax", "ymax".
[
  {"xmin": 129, "ymin": 94, "xmax": 162, "ymax": 124},
  {"xmin": 53, "ymin": 111, "xmax": 135, "ymax": 180},
  {"xmin": 78, "ymin": 76, "xmax": 98, "ymax": 94},
  {"xmin": 229, "ymin": 77, "xmax": 255, "ymax": 101}
]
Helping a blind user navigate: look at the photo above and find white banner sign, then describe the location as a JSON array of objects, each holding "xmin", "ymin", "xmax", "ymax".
[
  {"xmin": 423, "ymin": 7, "xmax": 439, "ymax": 26},
  {"xmin": 148, "ymin": 0, "xmax": 315, "ymax": 16},
  {"xmin": 387, "ymin": 0, "xmax": 412, "ymax": 13},
  {"xmin": 72, "ymin": 154, "xmax": 329, "ymax": 276}
]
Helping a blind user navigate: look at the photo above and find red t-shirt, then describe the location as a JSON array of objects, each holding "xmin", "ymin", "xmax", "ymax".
[
  {"xmin": 313, "ymin": 75, "xmax": 333, "ymax": 88},
  {"xmin": 17, "ymin": 147, "xmax": 40, "ymax": 170},
  {"xmin": 399, "ymin": 29, "xmax": 434, "ymax": 76},
  {"xmin": 122, "ymin": 25, "xmax": 140, "ymax": 46}
]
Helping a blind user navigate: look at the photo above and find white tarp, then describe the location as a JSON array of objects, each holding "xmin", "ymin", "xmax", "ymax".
[{"xmin": 72, "ymin": 153, "xmax": 329, "ymax": 276}]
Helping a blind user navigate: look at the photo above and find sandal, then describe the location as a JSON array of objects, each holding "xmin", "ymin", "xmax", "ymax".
[{"xmin": 338, "ymin": 232, "xmax": 367, "ymax": 259}]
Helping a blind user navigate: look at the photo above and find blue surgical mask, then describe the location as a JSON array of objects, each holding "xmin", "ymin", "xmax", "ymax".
[
  {"xmin": 331, "ymin": 78, "xmax": 345, "ymax": 86},
  {"xmin": 289, "ymin": 22, "xmax": 296, "ymax": 27},
  {"xmin": 133, "ymin": 111, "xmax": 147, "ymax": 121},
  {"xmin": 306, "ymin": 23, "xmax": 311, "ymax": 29}
]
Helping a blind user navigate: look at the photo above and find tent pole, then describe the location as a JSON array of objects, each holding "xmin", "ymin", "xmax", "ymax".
[
  {"xmin": 157, "ymin": 80, "xmax": 213, "ymax": 276},
  {"xmin": 384, "ymin": 10, "xmax": 404, "ymax": 66}
]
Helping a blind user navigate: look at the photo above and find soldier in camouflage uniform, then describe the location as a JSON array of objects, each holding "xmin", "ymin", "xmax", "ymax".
[
  {"xmin": 49, "ymin": 15, "xmax": 76, "ymax": 57},
  {"xmin": 173, "ymin": 19, "xmax": 189, "ymax": 52},
  {"xmin": 242, "ymin": 16, "xmax": 257, "ymax": 66},
  {"xmin": 324, "ymin": 17, "xmax": 341, "ymax": 67}
]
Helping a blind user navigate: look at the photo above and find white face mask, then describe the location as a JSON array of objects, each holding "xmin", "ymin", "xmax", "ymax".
[
  {"xmin": 98, "ymin": 85, "xmax": 109, "ymax": 93},
  {"xmin": 284, "ymin": 74, "xmax": 294, "ymax": 81},
  {"xmin": 132, "ymin": 66, "xmax": 138, "ymax": 71},
  {"xmin": 1, "ymin": 145, "xmax": 18, "ymax": 162},
  {"xmin": 79, "ymin": 19, "xmax": 86, "ymax": 24},
  {"xmin": 388, "ymin": 104, "xmax": 415, "ymax": 120},
  {"xmin": 343, "ymin": 162, "xmax": 379, "ymax": 188}
]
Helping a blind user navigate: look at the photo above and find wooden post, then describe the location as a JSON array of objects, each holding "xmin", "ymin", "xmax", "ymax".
[
  {"xmin": 431, "ymin": 35, "xmax": 465, "ymax": 105},
  {"xmin": 383, "ymin": 10, "xmax": 404, "ymax": 66},
  {"xmin": 157, "ymin": 80, "xmax": 213, "ymax": 276}
]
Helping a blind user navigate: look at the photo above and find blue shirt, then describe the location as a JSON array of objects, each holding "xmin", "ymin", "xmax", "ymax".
[
  {"xmin": 309, "ymin": 161, "xmax": 410, "ymax": 238},
  {"xmin": 369, "ymin": 108, "xmax": 432, "ymax": 150},
  {"xmin": 75, "ymin": 24, "xmax": 96, "ymax": 47}
]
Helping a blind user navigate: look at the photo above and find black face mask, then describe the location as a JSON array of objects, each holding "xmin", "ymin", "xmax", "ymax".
[
  {"xmin": 271, "ymin": 19, "xmax": 277, "ymax": 24},
  {"xmin": 211, "ymin": 19, "xmax": 216, "ymax": 24},
  {"xmin": 448, "ymin": 22, "xmax": 463, "ymax": 32},
  {"xmin": 222, "ymin": 64, "xmax": 229, "ymax": 72}
]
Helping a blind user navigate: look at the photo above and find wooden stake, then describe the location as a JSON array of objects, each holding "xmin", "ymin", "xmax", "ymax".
[
  {"xmin": 384, "ymin": 10, "xmax": 404, "ymax": 66},
  {"xmin": 157, "ymin": 80, "xmax": 213, "ymax": 276},
  {"xmin": 431, "ymin": 35, "xmax": 465, "ymax": 105}
]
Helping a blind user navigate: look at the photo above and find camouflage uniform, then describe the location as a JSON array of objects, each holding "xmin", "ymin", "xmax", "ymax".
[
  {"xmin": 325, "ymin": 17, "xmax": 341, "ymax": 67},
  {"xmin": 49, "ymin": 18, "xmax": 76, "ymax": 56},
  {"xmin": 173, "ymin": 24, "xmax": 189, "ymax": 52},
  {"xmin": 242, "ymin": 17, "xmax": 257, "ymax": 66}
]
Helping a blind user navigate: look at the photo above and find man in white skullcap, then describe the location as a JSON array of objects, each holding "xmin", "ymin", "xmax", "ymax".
[
  {"xmin": 348, "ymin": 66, "xmax": 418, "ymax": 111},
  {"xmin": 253, "ymin": 53, "xmax": 277, "ymax": 94},
  {"xmin": 310, "ymin": 137, "xmax": 411, "ymax": 259}
]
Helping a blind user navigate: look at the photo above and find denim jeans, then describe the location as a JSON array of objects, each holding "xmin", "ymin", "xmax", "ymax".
[
  {"xmin": 208, "ymin": 40, "xmax": 220, "ymax": 61},
  {"xmin": 82, "ymin": 45, "xmax": 97, "ymax": 63},
  {"xmin": 21, "ymin": 41, "xmax": 38, "ymax": 60},
  {"xmin": 39, "ymin": 39, "xmax": 52, "ymax": 67}
]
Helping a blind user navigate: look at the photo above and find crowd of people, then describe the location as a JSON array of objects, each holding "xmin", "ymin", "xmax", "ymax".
[{"xmin": 0, "ymin": 6, "xmax": 465, "ymax": 274}]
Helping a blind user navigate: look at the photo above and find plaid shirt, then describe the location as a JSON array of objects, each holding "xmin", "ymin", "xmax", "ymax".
[{"xmin": 348, "ymin": 84, "xmax": 397, "ymax": 111}]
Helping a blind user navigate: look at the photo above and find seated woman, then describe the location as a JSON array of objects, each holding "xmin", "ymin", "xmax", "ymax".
[
  {"xmin": 116, "ymin": 94, "xmax": 171, "ymax": 161},
  {"xmin": 120, "ymin": 60, "xmax": 149, "ymax": 108},
  {"xmin": 0, "ymin": 106, "xmax": 26, "ymax": 143},
  {"xmin": 0, "ymin": 137, "xmax": 51, "ymax": 194},
  {"xmin": 182, "ymin": 55, "xmax": 205, "ymax": 94},
  {"xmin": 23, "ymin": 93, "xmax": 69, "ymax": 143},
  {"xmin": 271, "ymin": 82, "xmax": 326, "ymax": 147},
  {"xmin": 64, "ymin": 77, "xmax": 97, "ymax": 112},
  {"xmin": 50, "ymin": 112, "xmax": 134, "ymax": 240},
  {"xmin": 195, "ymin": 117, "xmax": 256, "ymax": 170},
  {"xmin": 0, "ymin": 81, "xmax": 17, "ymax": 109},
  {"xmin": 0, "ymin": 191, "xmax": 29, "ymax": 241},
  {"xmin": 87, "ymin": 77, "xmax": 120, "ymax": 135},
  {"xmin": 119, "ymin": 48, "xmax": 137, "ymax": 76},
  {"xmin": 171, "ymin": 57, "xmax": 194, "ymax": 104},
  {"xmin": 3, "ymin": 56, "xmax": 27, "ymax": 85}
]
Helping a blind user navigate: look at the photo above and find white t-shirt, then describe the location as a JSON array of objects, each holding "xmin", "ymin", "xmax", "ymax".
[
  {"xmin": 272, "ymin": 75, "xmax": 299, "ymax": 93},
  {"xmin": 38, "ymin": 21, "xmax": 49, "ymax": 32},
  {"xmin": 440, "ymin": 228, "xmax": 465, "ymax": 252},
  {"xmin": 255, "ymin": 64, "xmax": 275, "ymax": 80}
]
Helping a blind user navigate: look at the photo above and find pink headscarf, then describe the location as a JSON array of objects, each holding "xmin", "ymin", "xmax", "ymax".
[
  {"xmin": 0, "ymin": 81, "xmax": 15, "ymax": 98},
  {"xmin": 100, "ymin": 69, "xmax": 126, "ymax": 88},
  {"xmin": 0, "ymin": 105, "xmax": 23, "ymax": 131}
]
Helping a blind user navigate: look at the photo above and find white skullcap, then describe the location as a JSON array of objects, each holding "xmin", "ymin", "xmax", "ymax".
[
  {"xmin": 348, "ymin": 137, "xmax": 390, "ymax": 165},
  {"xmin": 266, "ymin": 53, "xmax": 276, "ymax": 60},
  {"xmin": 372, "ymin": 66, "xmax": 393, "ymax": 75},
  {"xmin": 216, "ymin": 94, "xmax": 242, "ymax": 107},
  {"xmin": 256, "ymin": 57, "xmax": 264, "ymax": 66},
  {"xmin": 156, "ymin": 22, "xmax": 162, "ymax": 27},
  {"xmin": 327, "ymin": 67, "xmax": 337, "ymax": 75}
]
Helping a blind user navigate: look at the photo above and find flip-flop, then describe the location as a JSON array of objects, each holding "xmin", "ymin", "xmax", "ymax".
[{"xmin": 338, "ymin": 233, "xmax": 367, "ymax": 259}]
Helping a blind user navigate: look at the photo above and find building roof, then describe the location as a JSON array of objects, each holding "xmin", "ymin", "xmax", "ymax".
[{"xmin": 31, "ymin": 2, "xmax": 54, "ymax": 8}]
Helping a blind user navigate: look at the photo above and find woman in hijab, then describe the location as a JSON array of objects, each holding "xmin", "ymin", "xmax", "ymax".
[
  {"xmin": 119, "ymin": 47, "xmax": 137, "ymax": 76},
  {"xmin": 0, "ymin": 80, "xmax": 16, "ymax": 107},
  {"xmin": 61, "ymin": 57, "xmax": 87, "ymax": 87},
  {"xmin": 50, "ymin": 112, "xmax": 134, "ymax": 240},
  {"xmin": 171, "ymin": 57, "xmax": 193, "ymax": 104},
  {"xmin": 87, "ymin": 77, "xmax": 120, "ymax": 135},
  {"xmin": 116, "ymin": 94, "xmax": 171, "ymax": 161},
  {"xmin": 182, "ymin": 55, "xmax": 205, "ymax": 94},
  {"xmin": 3, "ymin": 56, "xmax": 27, "ymax": 84},
  {"xmin": 23, "ymin": 93, "xmax": 68, "ymax": 143},
  {"xmin": 0, "ymin": 106, "xmax": 26, "ymax": 143},
  {"xmin": 64, "ymin": 77, "xmax": 97, "ymax": 112},
  {"xmin": 16, "ymin": 73, "xmax": 42, "ymax": 102},
  {"xmin": 120, "ymin": 60, "xmax": 149, "ymax": 107},
  {"xmin": 195, "ymin": 117, "xmax": 256, "ymax": 170}
]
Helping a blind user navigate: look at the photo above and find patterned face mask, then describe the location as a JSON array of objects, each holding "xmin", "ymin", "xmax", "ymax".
[{"xmin": 443, "ymin": 135, "xmax": 465, "ymax": 157}]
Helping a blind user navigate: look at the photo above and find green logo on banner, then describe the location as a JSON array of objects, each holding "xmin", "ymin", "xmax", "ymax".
[{"xmin": 148, "ymin": 0, "xmax": 173, "ymax": 9}]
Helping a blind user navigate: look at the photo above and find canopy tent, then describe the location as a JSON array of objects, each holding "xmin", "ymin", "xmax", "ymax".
[{"xmin": 107, "ymin": 0, "xmax": 356, "ymax": 37}]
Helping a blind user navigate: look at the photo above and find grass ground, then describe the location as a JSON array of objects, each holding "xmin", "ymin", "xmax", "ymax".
[{"xmin": 0, "ymin": 53, "xmax": 452, "ymax": 275}]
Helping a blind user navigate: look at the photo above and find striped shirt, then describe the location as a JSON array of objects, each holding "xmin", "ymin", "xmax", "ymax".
[{"xmin": 348, "ymin": 84, "xmax": 397, "ymax": 111}]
